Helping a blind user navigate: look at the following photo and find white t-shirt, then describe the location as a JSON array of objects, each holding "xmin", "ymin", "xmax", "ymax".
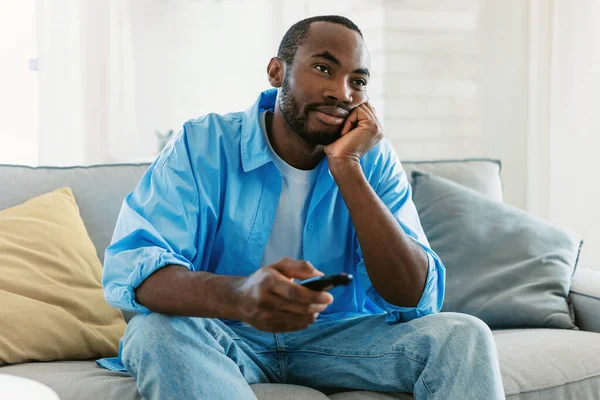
[{"xmin": 259, "ymin": 111, "xmax": 319, "ymax": 267}]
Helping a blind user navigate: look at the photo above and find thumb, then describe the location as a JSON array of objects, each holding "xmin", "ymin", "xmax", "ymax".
[{"xmin": 272, "ymin": 258, "xmax": 324, "ymax": 280}]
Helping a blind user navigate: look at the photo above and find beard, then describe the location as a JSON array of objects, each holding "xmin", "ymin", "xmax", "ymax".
[{"xmin": 278, "ymin": 76, "xmax": 345, "ymax": 146}]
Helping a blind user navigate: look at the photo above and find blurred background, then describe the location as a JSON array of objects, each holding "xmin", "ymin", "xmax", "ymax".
[{"xmin": 1, "ymin": 0, "xmax": 599, "ymax": 267}]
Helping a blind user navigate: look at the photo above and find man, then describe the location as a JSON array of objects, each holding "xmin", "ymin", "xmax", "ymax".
[{"xmin": 99, "ymin": 15, "xmax": 504, "ymax": 399}]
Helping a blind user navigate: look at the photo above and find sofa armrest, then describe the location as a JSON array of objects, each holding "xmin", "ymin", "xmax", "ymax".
[{"xmin": 570, "ymin": 267, "xmax": 600, "ymax": 333}]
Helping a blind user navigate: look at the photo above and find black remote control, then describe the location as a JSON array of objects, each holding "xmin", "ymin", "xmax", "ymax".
[{"xmin": 298, "ymin": 273, "xmax": 353, "ymax": 291}]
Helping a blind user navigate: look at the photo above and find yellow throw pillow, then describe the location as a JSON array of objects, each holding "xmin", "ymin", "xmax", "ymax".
[{"xmin": 0, "ymin": 187, "xmax": 126, "ymax": 364}]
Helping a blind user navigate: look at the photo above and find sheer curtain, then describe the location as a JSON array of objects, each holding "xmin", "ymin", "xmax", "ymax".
[
  {"xmin": 35, "ymin": 0, "xmax": 278, "ymax": 165},
  {"xmin": 481, "ymin": 0, "xmax": 600, "ymax": 268},
  {"xmin": 543, "ymin": 0, "xmax": 600, "ymax": 268},
  {"xmin": 35, "ymin": 0, "xmax": 134, "ymax": 165}
]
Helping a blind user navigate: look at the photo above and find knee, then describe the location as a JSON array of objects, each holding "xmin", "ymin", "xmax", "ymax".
[
  {"xmin": 123, "ymin": 313, "xmax": 221, "ymax": 352},
  {"xmin": 123, "ymin": 313, "xmax": 173, "ymax": 352},
  {"xmin": 431, "ymin": 312, "xmax": 494, "ymax": 346}
]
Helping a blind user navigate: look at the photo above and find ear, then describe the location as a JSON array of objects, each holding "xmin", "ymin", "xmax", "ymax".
[{"xmin": 267, "ymin": 57, "xmax": 285, "ymax": 88}]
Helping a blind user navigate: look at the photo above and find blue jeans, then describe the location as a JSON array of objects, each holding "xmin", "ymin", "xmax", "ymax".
[{"xmin": 121, "ymin": 312, "xmax": 504, "ymax": 399}]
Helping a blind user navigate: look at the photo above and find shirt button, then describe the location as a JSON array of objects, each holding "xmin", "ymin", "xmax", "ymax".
[{"xmin": 307, "ymin": 224, "xmax": 314, "ymax": 230}]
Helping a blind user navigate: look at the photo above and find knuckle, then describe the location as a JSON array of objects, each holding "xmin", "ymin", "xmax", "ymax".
[
  {"xmin": 259, "ymin": 266, "xmax": 272, "ymax": 275},
  {"xmin": 256, "ymin": 296, "xmax": 268, "ymax": 308},
  {"xmin": 301, "ymin": 260, "xmax": 312, "ymax": 269},
  {"xmin": 287, "ymin": 286, "xmax": 298, "ymax": 301},
  {"xmin": 263, "ymin": 273, "xmax": 275, "ymax": 285}
]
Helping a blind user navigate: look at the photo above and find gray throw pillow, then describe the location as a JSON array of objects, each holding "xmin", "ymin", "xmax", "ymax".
[{"xmin": 411, "ymin": 172, "xmax": 582, "ymax": 329}]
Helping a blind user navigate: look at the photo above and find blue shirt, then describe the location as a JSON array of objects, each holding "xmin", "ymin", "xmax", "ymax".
[{"xmin": 102, "ymin": 88, "xmax": 445, "ymax": 325}]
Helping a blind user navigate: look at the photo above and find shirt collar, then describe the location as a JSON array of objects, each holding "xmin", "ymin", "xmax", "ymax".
[
  {"xmin": 240, "ymin": 88, "xmax": 278, "ymax": 172},
  {"xmin": 239, "ymin": 88, "xmax": 336, "ymax": 203}
]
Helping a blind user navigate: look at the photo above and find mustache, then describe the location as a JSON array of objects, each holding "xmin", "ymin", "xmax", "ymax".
[{"xmin": 304, "ymin": 102, "xmax": 353, "ymax": 114}]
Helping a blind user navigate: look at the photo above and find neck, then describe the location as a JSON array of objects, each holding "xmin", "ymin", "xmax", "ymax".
[{"xmin": 266, "ymin": 107, "xmax": 326, "ymax": 171}]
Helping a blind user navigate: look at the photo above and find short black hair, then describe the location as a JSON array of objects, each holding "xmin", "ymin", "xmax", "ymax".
[{"xmin": 277, "ymin": 15, "xmax": 363, "ymax": 65}]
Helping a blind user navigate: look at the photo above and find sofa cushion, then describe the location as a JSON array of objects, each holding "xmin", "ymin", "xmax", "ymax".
[
  {"xmin": 0, "ymin": 187, "xmax": 126, "ymax": 365},
  {"xmin": 402, "ymin": 158, "xmax": 503, "ymax": 202},
  {"xmin": 3, "ymin": 329, "xmax": 598, "ymax": 399},
  {"xmin": 570, "ymin": 267, "xmax": 600, "ymax": 333},
  {"xmin": 0, "ymin": 163, "xmax": 150, "ymax": 264},
  {"xmin": 412, "ymin": 172, "xmax": 580, "ymax": 330},
  {"xmin": 495, "ymin": 329, "xmax": 600, "ymax": 399},
  {"xmin": 0, "ymin": 361, "xmax": 329, "ymax": 400}
]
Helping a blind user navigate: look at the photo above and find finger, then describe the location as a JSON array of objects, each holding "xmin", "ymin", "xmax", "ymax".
[
  {"xmin": 269, "ymin": 277, "xmax": 333, "ymax": 305},
  {"xmin": 363, "ymin": 101, "xmax": 377, "ymax": 117},
  {"xmin": 341, "ymin": 108, "xmax": 360, "ymax": 136},
  {"xmin": 342, "ymin": 107, "xmax": 371, "ymax": 136},
  {"xmin": 356, "ymin": 105, "xmax": 374, "ymax": 122},
  {"xmin": 261, "ymin": 292, "xmax": 329, "ymax": 315},
  {"xmin": 358, "ymin": 104, "xmax": 376, "ymax": 121},
  {"xmin": 271, "ymin": 258, "xmax": 323, "ymax": 280},
  {"xmin": 359, "ymin": 104, "xmax": 382, "ymax": 132}
]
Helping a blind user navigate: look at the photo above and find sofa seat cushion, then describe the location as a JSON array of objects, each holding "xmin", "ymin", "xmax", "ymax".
[
  {"xmin": 0, "ymin": 361, "xmax": 329, "ymax": 400},
  {"xmin": 495, "ymin": 329, "xmax": 600, "ymax": 399},
  {"xmin": 0, "ymin": 361, "xmax": 139, "ymax": 400},
  {"xmin": 2, "ymin": 329, "xmax": 599, "ymax": 399}
]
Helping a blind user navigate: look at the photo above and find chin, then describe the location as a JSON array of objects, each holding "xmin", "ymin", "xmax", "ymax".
[
  {"xmin": 302, "ymin": 122, "xmax": 342, "ymax": 145},
  {"xmin": 303, "ymin": 132, "xmax": 340, "ymax": 146}
]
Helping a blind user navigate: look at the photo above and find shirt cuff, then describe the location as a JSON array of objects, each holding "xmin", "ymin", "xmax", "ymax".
[
  {"xmin": 105, "ymin": 251, "xmax": 193, "ymax": 315},
  {"xmin": 374, "ymin": 252, "xmax": 441, "ymax": 324}
]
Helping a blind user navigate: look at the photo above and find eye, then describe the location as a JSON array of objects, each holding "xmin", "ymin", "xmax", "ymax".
[
  {"xmin": 315, "ymin": 64, "xmax": 331, "ymax": 75},
  {"xmin": 353, "ymin": 78, "xmax": 367, "ymax": 86}
]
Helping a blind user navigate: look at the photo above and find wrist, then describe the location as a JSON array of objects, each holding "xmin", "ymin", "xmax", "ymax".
[
  {"xmin": 327, "ymin": 157, "xmax": 363, "ymax": 180},
  {"xmin": 226, "ymin": 275, "xmax": 252, "ymax": 322},
  {"xmin": 194, "ymin": 272, "xmax": 248, "ymax": 321}
]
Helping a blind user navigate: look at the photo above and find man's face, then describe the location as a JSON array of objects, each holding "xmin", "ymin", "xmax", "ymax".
[{"xmin": 278, "ymin": 22, "xmax": 370, "ymax": 146}]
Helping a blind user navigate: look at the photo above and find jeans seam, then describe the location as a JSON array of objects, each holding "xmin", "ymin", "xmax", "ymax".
[
  {"xmin": 274, "ymin": 333, "xmax": 287, "ymax": 383},
  {"xmin": 285, "ymin": 349, "xmax": 434, "ymax": 395},
  {"xmin": 285, "ymin": 349, "xmax": 425, "ymax": 362},
  {"xmin": 121, "ymin": 352, "xmax": 137, "ymax": 378},
  {"xmin": 404, "ymin": 353, "xmax": 433, "ymax": 395}
]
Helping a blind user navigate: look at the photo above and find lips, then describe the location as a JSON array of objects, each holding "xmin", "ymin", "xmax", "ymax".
[{"xmin": 313, "ymin": 106, "xmax": 349, "ymax": 126}]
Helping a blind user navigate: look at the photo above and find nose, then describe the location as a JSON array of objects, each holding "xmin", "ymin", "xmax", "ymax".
[{"xmin": 324, "ymin": 79, "xmax": 353, "ymax": 104}]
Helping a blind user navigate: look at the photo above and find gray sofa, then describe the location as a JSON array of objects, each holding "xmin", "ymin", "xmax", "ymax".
[{"xmin": 1, "ymin": 159, "xmax": 599, "ymax": 399}]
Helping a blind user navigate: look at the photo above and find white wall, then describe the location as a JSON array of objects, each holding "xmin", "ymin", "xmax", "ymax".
[{"xmin": 380, "ymin": 0, "xmax": 482, "ymax": 164}]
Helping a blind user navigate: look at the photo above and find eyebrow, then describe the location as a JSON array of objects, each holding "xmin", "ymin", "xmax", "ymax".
[{"xmin": 311, "ymin": 51, "xmax": 371, "ymax": 77}]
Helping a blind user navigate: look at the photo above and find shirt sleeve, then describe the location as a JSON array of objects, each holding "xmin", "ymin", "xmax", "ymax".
[
  {"xmin": 102, "ymin": 123, "xmax": 201, "ymax": 314},
  {"xmin": 355, "ymin": 142, "xmax": 446, "ymax": 324}
]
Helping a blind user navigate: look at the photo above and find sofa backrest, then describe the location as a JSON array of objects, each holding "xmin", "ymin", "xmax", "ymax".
[
  {"xmin": 0, "ymin": 163, "xmax": 150, "ymax": 263},
  {"xmin": 0, "ymin": 158, "xmax": 502, "ymax": 265},
  {"xmin": 403, "ymin": 159, "xmax": 503, "ymax": 203}
]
